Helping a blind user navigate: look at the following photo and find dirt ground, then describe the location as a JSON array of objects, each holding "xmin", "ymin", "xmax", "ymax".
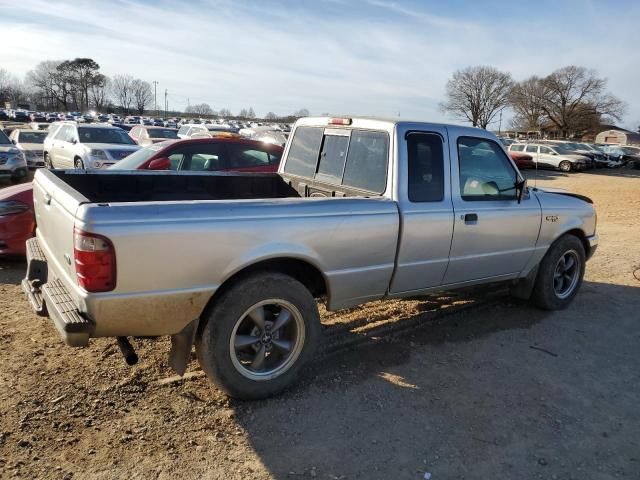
[{"xmin": 0, "ymin": 167, "xmax": 639, "ymax": 480}]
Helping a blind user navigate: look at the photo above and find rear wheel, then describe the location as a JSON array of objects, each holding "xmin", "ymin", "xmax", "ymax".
[
  {"xmin": 43, "ymin": 152, "xmax": 52, "ymax": 169},
  {"xmin": 559, "ymin": 161, "xmax": 571, "ymax": 172},
  {"xmin": 196, "ymin": 272, "xmax": 320, "ymax": 399},
  {"xmin": 531, "ymin": 235, "xmax": 586, "ymax": 310},
  {"xmin": 74, "ymin": 158, "xmax": 85, "ymax": 170}
]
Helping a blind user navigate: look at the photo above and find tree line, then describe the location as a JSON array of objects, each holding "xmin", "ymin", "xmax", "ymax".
[
  {"xmin": 440, "ymin": 65, "xmax": 626, "ymax": 137},
  {"xmin": 0, "ymin": 58, "xmax": 310, "ymax": 120}
]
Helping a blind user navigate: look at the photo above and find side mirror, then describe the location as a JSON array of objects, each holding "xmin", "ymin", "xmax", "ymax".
[
  {"xmin": 147, "ymin": 157, "xmax": 171, "ymax": 170},
  {"xmin": 516, "ymin": 178, "xmax": 527, "ymax": 204}
]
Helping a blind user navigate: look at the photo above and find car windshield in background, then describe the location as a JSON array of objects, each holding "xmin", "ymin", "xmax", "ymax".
[
  {"xmin": 0, "ymin": 131, "xmax": 10, "ymax": 144},
  {"xmin": 110, "ymin": 142, "xmax": 170, "ymax": 169},
  {"xmin": 78, "ymin": 127, "xmax": 136, "ymax": 145},
  {"xmin": 620, "ymin": 146, "xmax": 640, "ymax": 155},
  {"xmin": 20, "ymin": 132, "xmax": 48, "ymax": 143},
  {"xmin": 553, "ymin": 144, "xmax": 575, "ymax": 154},
  {"xmin": 148, "ymin": 128, "xmax": 178, "ymax": 139}
]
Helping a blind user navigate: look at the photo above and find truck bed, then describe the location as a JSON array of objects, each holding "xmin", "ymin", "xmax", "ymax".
[{"xmin": 50, "ymin": 170, "xmax": 300, "ymax": 203}]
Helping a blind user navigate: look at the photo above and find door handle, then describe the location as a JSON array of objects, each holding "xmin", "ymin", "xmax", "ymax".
[{"xmin": 464, "ymin": 213, "xmax": 478, "ymax": 223}]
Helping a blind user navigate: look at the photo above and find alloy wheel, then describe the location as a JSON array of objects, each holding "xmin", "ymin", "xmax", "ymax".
[
  {"xmin": 553, "ymin": 250, "xmax": 580, "ymax": 299},
  {"xmin": 229, "ymin": 299, "xmax": 306, "ymax": 381}
]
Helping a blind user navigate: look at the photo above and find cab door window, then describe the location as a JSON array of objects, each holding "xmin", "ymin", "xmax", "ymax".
[{"xmin": 458, "ymin": 137, "xmax": 517, "ymax": 200}]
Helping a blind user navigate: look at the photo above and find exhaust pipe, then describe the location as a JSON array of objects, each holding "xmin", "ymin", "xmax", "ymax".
[{"xmin": 116, "ymin": 336, "xmax": 138, "ymax": 366}]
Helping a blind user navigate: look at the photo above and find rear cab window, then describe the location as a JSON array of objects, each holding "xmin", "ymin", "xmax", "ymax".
[{"xmin": 284, "ymin": 126, "xmax": 389, "ymax": 195}]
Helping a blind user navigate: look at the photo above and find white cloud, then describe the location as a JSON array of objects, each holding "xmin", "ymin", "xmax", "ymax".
[{"xmin": 1, "ymin": 0, "xmax": 638, "ymax": 128}]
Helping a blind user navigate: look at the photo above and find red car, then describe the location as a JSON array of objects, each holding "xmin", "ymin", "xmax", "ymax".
[
  {"xmin": 509, "ymin": 151, "xmax": 535, "ymax": 169},
  {"xmin": 0, "ymin": 182, "xmax": 36, "ymax": 257},
  {"xmin": 111, "ymin": 136, "xmax": 283, "ymax": 172},
  {"xmin": 0, "ymin": 138, "xmax": 283, "ymax": 257}
]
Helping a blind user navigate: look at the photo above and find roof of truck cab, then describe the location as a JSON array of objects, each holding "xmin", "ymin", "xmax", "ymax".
[{"xmin": 295, "ymin": 116, "xmax": 488, "ymax": 135}]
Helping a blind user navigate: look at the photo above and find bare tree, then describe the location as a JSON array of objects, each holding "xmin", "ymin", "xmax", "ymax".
[
  {"xmin": 440, "ymin": 66, "xmax": 513, "ymax": 129},
  {"xmin": 247, "ymin": 107, "xmax": 255, "ymax": 119},
  {"xmin": 131, "ymin": 79, "xmax": 153, "ymax": 115},
  {"xmin": 218, "ymin": 108, "xmax": 232, "ymax": 118},
  {"xmin": 292, "ymin": 108, "xmax": 310, "ymax": 118},
  {"xmin": 264, "ymin": 111, "xmax": 278, "ymax": 120},
  {"xmin": 537, "ymin": 66, "xmax": 626, "ymax": 137},
  {"xmin": 238, "ymin": 108, "xmax": 248, "ymax": 118},
  {"xmin": 509, "ymin": 76, "xmax": 547, "ymax": 131},
  {"xmin": 0, "ymin": 68, "xmax": 27, "ymax": 106},
  {"xmin": 111, "ymin": 74, "xmax": 134, "ymax": 114},
  {"xmin": 185, "ymin": 103, "xmax": 213, "ymax": 115},
  {"xmin": 90, "ymin": 74, "xmax": 109, "ymax": 111}
]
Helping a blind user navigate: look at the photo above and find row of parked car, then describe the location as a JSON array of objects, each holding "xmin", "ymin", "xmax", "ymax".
[
  {"xmin": 499, "ymin": 138, "xmax": 638, "ymax": 172},
  {"xmin": 0, "ymin": 120, "xmax": 286, "ymax": 257}
]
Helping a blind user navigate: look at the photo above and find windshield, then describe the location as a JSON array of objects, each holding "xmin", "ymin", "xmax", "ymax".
[
  {"xmin": 0, "ymin": 130, "xmax": 10, "ymax": 144},
  {"xmin": 19, "ymin": 131, "xmax": 48, "ymax": 144},
  {"xmin": 552, "ymin": 144, "xmax": 575, "ymax": 154},
  {"xmin": 620, "ymin": 146, "xmax": 640, "ymax": 155},
  {"xmin": 147, "ymin": 128, "xmax": 178, "ymax": 139},
  {"xmin": 110, "ymin": 142, "xmax": 172, "ymax": 169},
  {"xmin": 78, "ymin": 127, "xmax": 136, "ymax": 145}
]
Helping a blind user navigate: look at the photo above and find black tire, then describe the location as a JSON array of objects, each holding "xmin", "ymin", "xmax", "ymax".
[
  {"xmin": 559, "ymin": 161, "xmax": 571, "ymax": 172},
  {"xmin": 74, "ymin": 158, "xmax": 85, "ymax": 170},
  {"xmin": 531, "ymin": 234, "xmax": 586, "ymax": 310},
  {"xmin": 43, "ymin": 152, "xmax": 52, "ymax": 169},
  {"xmin": 196, "ymin": 272, "xmax": 320, "ymax": 399}
]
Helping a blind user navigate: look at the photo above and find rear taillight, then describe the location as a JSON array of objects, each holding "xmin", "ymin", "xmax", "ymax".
[{"xmin": 73, "ymin": 228, "xmax": 116, "ymax": 292}]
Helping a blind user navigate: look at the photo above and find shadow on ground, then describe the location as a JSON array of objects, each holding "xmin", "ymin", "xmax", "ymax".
[{"xmin": 233, "ymin": 281, "xmax": 640, "ymax": 479}]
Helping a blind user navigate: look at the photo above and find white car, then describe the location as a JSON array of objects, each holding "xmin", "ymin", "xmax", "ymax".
[
  {"xmin": 9, "ymin": 129, "xmax": 48, "ymax": 168},
  {"xmin": 43, "ymin": 122, "xmax": 140, "ymax": 170},
  {"xmin": 509, "ymin": 143, "xmax": 589, "ymax": 172}
]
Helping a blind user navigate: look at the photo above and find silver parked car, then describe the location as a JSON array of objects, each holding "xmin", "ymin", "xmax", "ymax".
[
  {"xmin": 509, "ymin": 143, "xmax": 589, "ymax": 172},
  {"xmin": 43, "ymin": 122, "xmax": 140, "ymax": 169},
  {"xmin": 9, "ymin": 129, "xmax": 48, "ymax": 168},
  {"xmin": 0, "ymin": 129, "xmax": 28, "ymax": 182}
]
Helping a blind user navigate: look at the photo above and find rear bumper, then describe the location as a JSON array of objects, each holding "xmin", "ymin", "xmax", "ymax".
[{"xmin": 22, "ymin": 237, "xmax": 93, "ymax": 346}]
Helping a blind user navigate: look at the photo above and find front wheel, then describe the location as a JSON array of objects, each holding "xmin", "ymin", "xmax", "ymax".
[
  {"xmin": 196, "ymin": 272, "xmax": 320, "ymax": 399},
  {"xmin": 559, "ymin": 161, "xmax": 571, "ymax": 172},
  {"xmin": 43, "ymin": 152, "xmax": 52, "ymax": 169},
  {"xmin": 74, "ymin": 158, "xmax": 85, "ymax": 170},
  {"xmin": 531, "ymin": 234, "xmax": 586, "ymax": 310}
]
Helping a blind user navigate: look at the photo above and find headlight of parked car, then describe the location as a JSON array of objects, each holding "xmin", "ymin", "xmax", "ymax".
[
  {"xmin": 89, "ymin": 149, "xmax": 108, "ymax": 160},
  {"xmin": 0, "ymin": 200, "xmax": 30, "ymax": 216}
]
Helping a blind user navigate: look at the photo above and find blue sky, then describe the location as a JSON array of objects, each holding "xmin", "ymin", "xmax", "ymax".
[{"xmin": 1, "ymin": 0, "xmax": 639, "ymax": 128}]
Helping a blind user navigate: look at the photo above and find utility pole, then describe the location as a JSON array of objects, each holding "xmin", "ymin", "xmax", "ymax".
[
  {"xmin": 164, "ymin": 89, "xmax": 168, "ymax": 119},
  {"xmin": 498, "ymin": 109, "xmax": 503, "ymax": 136},
  {"xmin": 153, "ymin": 81, "xmax": 159, "ymax": 118}
]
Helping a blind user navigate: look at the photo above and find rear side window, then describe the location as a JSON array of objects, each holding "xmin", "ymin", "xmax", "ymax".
[
  {"xmin": 316, "ymin": 134, "xmax": 349, "ymax": 184},
  {"xmin": 525, "ymin": 145, "xmax": 538, "ymax": 153},
  {"xmin": 407, "ymin": 133, "xmax": 444, "ymax": 202},
  {"xmin": 342, "ymin": 130, "xmax": 388, "ymax": 193},
  {"xmin": 284, "ymin": 126, "xmax": 323, "ymax": 177},
  {"xmin": 510, "ymin": 144, "xmax": 525, "ymax": 152}
]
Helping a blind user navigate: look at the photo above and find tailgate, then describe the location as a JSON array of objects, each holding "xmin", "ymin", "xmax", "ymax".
[{"xmin": 32, "ymin": 169, "xmax": 88, "ymax": 288}]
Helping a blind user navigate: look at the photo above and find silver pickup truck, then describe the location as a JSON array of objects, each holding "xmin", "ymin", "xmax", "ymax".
[{"xmin": 23, "ymin": 117, "xmax": 598, "ymax": 399}]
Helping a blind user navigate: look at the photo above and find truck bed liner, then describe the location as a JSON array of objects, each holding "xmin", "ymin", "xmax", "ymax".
[{"xmin": 51, "ymin": 170, "xmax": 300, "ymax": 203}]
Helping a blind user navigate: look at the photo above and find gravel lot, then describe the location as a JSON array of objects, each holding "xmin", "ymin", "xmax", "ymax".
[{"xmin": 1, "ymin": 167, "xmax": 639, "ymax": 479}]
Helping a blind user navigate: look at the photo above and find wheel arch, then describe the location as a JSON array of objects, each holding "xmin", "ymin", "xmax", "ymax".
[
  {"xmin": 561, "ymin": 228, "xmax": 590, "ymax": 258},
  {"xmin": 170, "ymin": 256, "xmax": 328, "ymax": 377}
]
